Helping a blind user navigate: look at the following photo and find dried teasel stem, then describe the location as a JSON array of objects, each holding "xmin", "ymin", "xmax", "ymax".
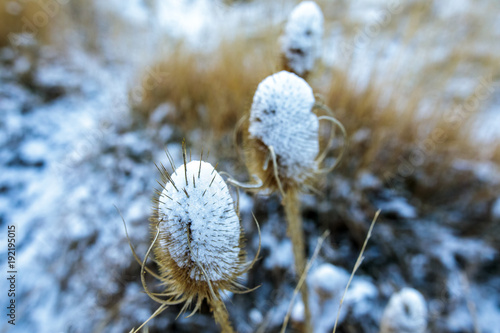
[
  {"xmin": 284, "ymin": 187, "xmax": 311, "ymax": 333},
  {"xmin": 281, "ymin": 185, "xmax": 312, "ymax": 333},
  {"xmin": 245, "ymin": 71, "xmax": 320, "ymax": 332},
  {"xmin": 212, "ymin": 298, "xmax": 235, "ymax": 333}
]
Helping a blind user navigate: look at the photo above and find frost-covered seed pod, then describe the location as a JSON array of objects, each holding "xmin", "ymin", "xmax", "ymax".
[
  {"xmin": 280, "ymin": 1, "xmax": 324, "ymax": 77},
  {"xmin": 151, "ymin": 158, "xmax": 247, "ymax": 316},
  {"xmin": 247, "ymin": 70, "xmax": 319, "ymax": 191},
  {"xmin": 380, "ymin": 288, "xmax": 428, "ymax": 333},
  {"xmin": 157, "ymin": 161, "xmax": 241, "ymax": 280}
]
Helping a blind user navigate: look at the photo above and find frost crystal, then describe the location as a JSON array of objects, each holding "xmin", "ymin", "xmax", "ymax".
[
  {"xmin": 157, "ymin": 161, "xmax": 240, "ymax": 282},
  {"xmin": 249, "ymin": 71, "xmax": 319, "ymax": 181},
  {"xmin": 280, "ymin": 1, "xmax": 324, "ymax": 76},
  {"xmin": 380, "ymin": 288, "xmax": 428, "ymax": 333}
]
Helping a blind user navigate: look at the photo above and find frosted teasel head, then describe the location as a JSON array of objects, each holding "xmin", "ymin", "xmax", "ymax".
[
  {"xmin": 280, "ymin": 1, "xmax": 324, "ymax": 77},
  {"xmin": 248, "ymin": 71, "xmax": 318, "ymax": 192},
  {"xmin": 380, "ymin": 288, "xmax": 428, "ymax": 333},
  {"xmin": 245, "ymin": 71, "xmax": 344, "ymax": 194},
  {"xmin": 131, "ymin": 146, "xmax": 260, "ymax": 332},
  {"xmin": 155, "ymin": 160, "xmax": 243, "ymax": 283}
]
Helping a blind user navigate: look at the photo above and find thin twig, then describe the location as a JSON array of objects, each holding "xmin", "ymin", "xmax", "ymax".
[
  {"xmin": 281, "ymin": 230, "xmax": 331, "ymax": 333},
  {"xmin": 332, "ymin": 209, "xmax": 381, "ymax": 333},
  {"xmin": 131, "ymin": 303, "xmax": 168, "ymax": 333}
]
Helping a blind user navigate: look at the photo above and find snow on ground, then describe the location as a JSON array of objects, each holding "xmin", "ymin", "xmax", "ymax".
[{"xmin": 0, "ymin": 40, "xmax": 160, "ymax": 332}]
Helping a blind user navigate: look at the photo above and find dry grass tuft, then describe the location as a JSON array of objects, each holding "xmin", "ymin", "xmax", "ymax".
[
  {"xmin": 131, "ymin": 31, "xmax": 281, "ymax": 137},
  {"xmin": 0, "ymin": 0, "xmax": 102, "ymax": 52},
  {"xmin": 0, "ymin": 0, "xmax": 54, "ymax": 47}
]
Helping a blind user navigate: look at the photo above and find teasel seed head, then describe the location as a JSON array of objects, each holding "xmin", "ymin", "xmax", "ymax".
[
  {"xmin": 246, "ymin": 70, "xmax": 320, "ymax": 193},
  {"xmin": 149, "ymin": 150, "xmax": 254, "ymax": 318},
  {"xmin": 380, "ymin": 288, "xmax": 428, "ymax": 333},
  {"xmin": 280, "ymin": 1, "xmax": 324, "ymax": 78}
]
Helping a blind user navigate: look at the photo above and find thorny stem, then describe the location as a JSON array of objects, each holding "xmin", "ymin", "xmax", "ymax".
[
  {"xmin": 284, "ymin": 188, "xmax": 311, "ymax": 333},
  {"xmin": 211, "ymin": 298, "xmax": 235, "ymax": 333}
]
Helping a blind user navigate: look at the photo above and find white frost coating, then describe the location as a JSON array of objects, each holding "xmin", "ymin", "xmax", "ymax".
[
  {"xmin": 249, "ymin": 71, "xmax": 319, "ymax": 180},
  {"xmin": 280, "ymin": 1, "xmax": 324, "ymax": 75},
  {"xmin": 158, "ymin": 161, "xmax": 240, "ymax": 282},
  {"xmin": 380, "ymin": 288, "xmax": 428, "ymax": 333}
]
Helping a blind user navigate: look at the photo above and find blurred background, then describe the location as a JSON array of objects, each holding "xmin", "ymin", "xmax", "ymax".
[{"xmin": 0, "ymin": 0, "xmax": 499, "ymax": 332}]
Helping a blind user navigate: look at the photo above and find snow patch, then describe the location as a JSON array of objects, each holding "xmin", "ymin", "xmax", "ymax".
[
  {"xmin": 264, "ymin": 238, "xmax": 294, "ymax": 270},
  {"xmin": 380, "ymin": 288, "xmax": 427, "ymax": 333},
  {"xmin": 378, "ymin": 197, "xmax": 417, "ymax": 219}
]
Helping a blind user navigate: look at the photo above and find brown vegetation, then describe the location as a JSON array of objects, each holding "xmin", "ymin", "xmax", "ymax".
[
  {"xmin": 0, "ymin": 0, "xmax": 57, "ymax": 47},
  {"xmin": 131, "ymin": 32, "xmax": 281, "ymax": 137}
]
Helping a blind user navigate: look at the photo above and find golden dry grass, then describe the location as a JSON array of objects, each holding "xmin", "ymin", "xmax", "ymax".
[
  {"xmin": 0, "ymin": 0, "xmax": 54, "ymax": 47},
  {"xmin": 131, "ymin": 31, "xmax": 281, "ymax": 137},
  {"xmin": 0, "ymin": 0, "xmax": 140, "ymax": 54}
]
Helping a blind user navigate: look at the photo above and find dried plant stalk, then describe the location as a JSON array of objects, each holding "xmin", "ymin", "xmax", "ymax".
[{"xmin": 284, "ymin": 187, "xmax": 311, "ymax": 333}]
